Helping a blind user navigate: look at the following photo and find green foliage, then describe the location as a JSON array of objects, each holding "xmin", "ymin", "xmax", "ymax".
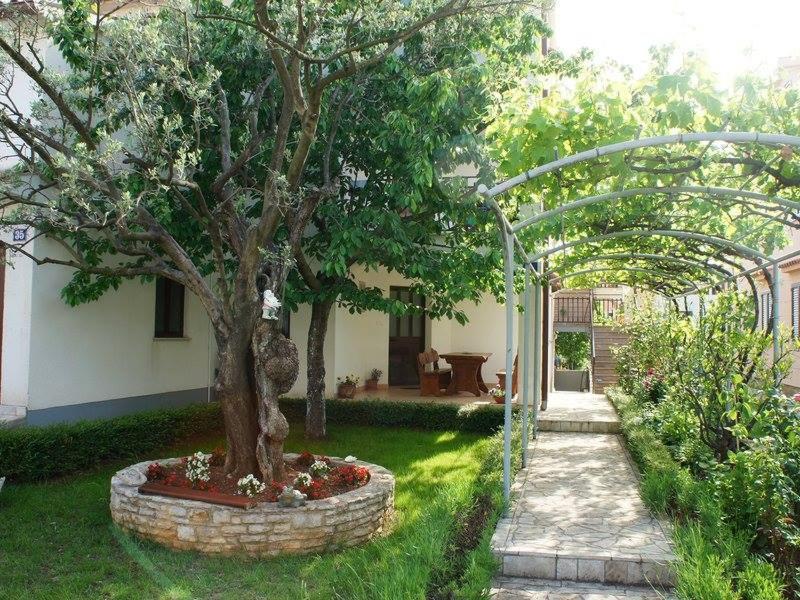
[
  {"xmin": 487, "ymin": 50, "xmax": 800, "ymax": 295},
  {"xmin": 674, "ymin": 524, "xmax": 738, "ymax": 600},
  {"xmin": 279, "ymin": 396, "xmax": 515, "ymax": 434},
  {"xmin": 738, "ymin": 559, "xmax": 784, "ymax": 600},
  {"xmin": 609, "ymin": 387, "xmax": 791, "ymax": 598},
  {"xmin": 615, "ymin": 292, "xmax": 794, "ymax": 462},
  {"xmin": 0, "ymin": 403, "xmax": 223, "ymax": 482},
  {"xmin": 554, "ymin": 331, "xmax": 590, "ymax": 370}
]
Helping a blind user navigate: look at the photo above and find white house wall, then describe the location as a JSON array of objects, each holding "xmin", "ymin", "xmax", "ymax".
[
  {"xmin": 24, "ymin": 237, "xmax": 214, "ymax": 424},
  {"xmin": 1, "ymin": 243, "xmax": 34, "ymax": 410},
  {"xmin": 284, "ymin": 265, "xmax": 513, "ymax": 397}
]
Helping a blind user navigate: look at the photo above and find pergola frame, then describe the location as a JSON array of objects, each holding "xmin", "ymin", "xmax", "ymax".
[{"xmin": 478, "ymin": 131, "xmax": 800, "ymax": 508}]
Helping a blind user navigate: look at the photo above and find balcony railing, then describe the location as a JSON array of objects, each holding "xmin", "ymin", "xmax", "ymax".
[{"xmin": 554, "ymin": 296, "xmax": 624, "ymax": 324}]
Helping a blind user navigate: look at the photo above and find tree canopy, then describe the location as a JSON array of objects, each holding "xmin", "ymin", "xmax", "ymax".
[{"xmin": 486, "ymin": 50, "xmax": 800, "ymax": 298}]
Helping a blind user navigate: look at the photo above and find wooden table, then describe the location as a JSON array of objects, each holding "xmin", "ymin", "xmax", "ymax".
[{"xmin": 440, "ymin": 352, "xmax": 492, "ymax": 397}]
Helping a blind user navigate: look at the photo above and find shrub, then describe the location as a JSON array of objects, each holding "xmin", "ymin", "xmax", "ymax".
[
  {"xmin": 0, "ymin": 402, "xmax": 223, "ymax": 482},
  {"xmin": 278, "ymin": 396, "xmax": 516, "ymax": 433},
  {"xmin": 738, "ymin": 559, "xmax": 785, "ymax": 600},
  {"xmin": 674, "ymin": 524, "xmax": 738, "ymax": 600}
]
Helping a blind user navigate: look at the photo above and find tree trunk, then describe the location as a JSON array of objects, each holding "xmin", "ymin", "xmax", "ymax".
[
  {"xmin": 306, "ymin": 298, "xmax": 335, "ymax": 439},
  {"xmin": 252, "ymin": 319, "xmax": 298, "ymax": 483},
  {"xmin": 216, "ymin": 339, "xmax": 260, "ymax": 479}
]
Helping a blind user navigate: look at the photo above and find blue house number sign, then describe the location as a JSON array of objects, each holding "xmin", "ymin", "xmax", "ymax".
[{"xmin": 12, "ymin": 227, "xmax": 28, "ymax": 242}]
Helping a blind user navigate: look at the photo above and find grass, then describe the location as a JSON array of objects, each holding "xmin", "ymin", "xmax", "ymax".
[{"xmin": 0, "ymin": 422, "xmax": 489, "ymax": 600}]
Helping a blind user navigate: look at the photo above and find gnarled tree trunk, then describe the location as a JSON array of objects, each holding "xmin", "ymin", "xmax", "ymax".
[
  {"xmin": 306, "ymin": 298, "xmax": 335, "ymax": 439},
  {"xmin": 252, "ymin": 319, "xmax": 298, "ymax": 483}
]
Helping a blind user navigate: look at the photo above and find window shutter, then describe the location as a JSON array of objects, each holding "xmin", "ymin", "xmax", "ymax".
[{"xmin": 792, "ymin": 285, "xmax": 800, "ymax": 338}]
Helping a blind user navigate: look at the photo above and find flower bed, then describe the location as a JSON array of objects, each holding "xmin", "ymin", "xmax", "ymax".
[
  {"xmin": 139, "ymin": 449, "xmax": 370, "ymax": 506},
  {"xmin": 110, "ymin": 453, "xmax": 394, "ymax": 556}
]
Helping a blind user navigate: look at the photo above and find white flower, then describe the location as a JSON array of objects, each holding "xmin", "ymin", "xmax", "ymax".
[
  {"xmin": 186, "ymin": 451, "xmax": 210, "ymax": 484},
  {"xmin": 309, "ymin": 460, "xmax": 331, "ymax": 479},
  {"xmin": 294, "ymin": 472, "xmax": 312, "ymax": 487},
  {"xmin": 344, "ymin": 455, "xmax": 357, "ymax": 463},
  {"xmin": 236, "ymin": 474, "xmax": 266, "ymax": 498}
]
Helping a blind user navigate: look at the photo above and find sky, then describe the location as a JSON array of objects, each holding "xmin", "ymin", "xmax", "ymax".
[{"xmin": 553, "ymin": 0, "xmax": 800, "ymax": 84}]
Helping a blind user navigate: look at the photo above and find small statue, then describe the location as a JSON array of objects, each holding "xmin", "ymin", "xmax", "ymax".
[
  {"xmin": 262, "ymin": 289, "xmax": 281, "ymax": 320},
  {"xmin": 277, "ymin": 485, "xmax": 307, "ymax": 508}
]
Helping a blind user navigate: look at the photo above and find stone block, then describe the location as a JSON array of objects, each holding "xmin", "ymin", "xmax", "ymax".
[
  {"xmin": 556, "ymin": 557, "xmax": 577, "ymax": 580},
  {"xmin": 577, "ymin": 558, "xmax": 605, "ymax": 582}
]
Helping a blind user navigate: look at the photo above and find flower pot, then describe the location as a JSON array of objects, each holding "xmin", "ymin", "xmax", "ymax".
[
  {"xmin": 492, "ymin": 394, "xmax": 505, "ymax": 404},
  {"xmin": 337, "ymin": 383, "xmax": 357, "ymax": 399},
  {"xmin": 364, "ymin": 379, "xmax": 379, "ymax": 391}
]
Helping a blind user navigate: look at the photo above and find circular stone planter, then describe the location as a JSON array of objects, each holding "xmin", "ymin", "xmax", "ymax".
[{"xmin": 110, "ymin": 453, "xmax": 395, "ymax": 556}]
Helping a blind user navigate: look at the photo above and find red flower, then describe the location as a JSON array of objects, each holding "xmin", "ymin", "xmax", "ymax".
[
  {"xmin": 332, "ymin": 465, "xmax": 370, "ymax": 487},
  {"xmin": 793, "ymin": 392, "xmax": 800, "ymax": 403},
  {"xmin": 146, "ymin": 462, "xmax": 165, "ymax": 481}
]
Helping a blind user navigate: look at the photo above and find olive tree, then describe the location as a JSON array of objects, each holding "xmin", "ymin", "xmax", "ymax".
[{"xmin": 0, "ymin": 0, "xmax": 540, "ymax": 480}]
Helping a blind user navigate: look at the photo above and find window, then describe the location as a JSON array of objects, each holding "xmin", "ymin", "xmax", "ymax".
[
  {"xmin": 155, "ymin": 277, "xmax": 185, "ymax": 338},
  {"xmin": 761, "ymin": 291, "xmax": 773, "ymax": 331},
  {"xmin": 792, "ymin": 284, "xmax": 800, "ymax": 338}
]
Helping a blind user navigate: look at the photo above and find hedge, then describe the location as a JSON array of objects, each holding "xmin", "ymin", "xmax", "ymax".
[
  {"xmin": 0, "ymin": 397, "xmax": 515, "ymax": 482},
  {"xmin": 278, "ymin": 397, "xmax": 517, "ymax": 433},
  {"xmin": 0, "ymin": 403, "xmax": 224, "ymax": 483}
]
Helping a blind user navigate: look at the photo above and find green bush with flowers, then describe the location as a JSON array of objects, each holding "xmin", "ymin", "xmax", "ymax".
[{"xmin": 612, "ymin": 291, "xmax": 800, "ymax": 595}]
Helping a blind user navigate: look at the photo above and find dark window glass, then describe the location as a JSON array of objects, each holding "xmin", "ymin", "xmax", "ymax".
[{"xmin": 155, "ymin": 278, "xmax": 185, "ymax": 338}]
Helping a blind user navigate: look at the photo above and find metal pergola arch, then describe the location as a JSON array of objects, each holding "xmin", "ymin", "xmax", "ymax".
[
  {"xmin": 512, "ymin": 185, "xmax": 800, "ymax": 233},
  {"xmin": 478, "ymin": 131, "xmax": 800, "ymax": 507},
  {"xmin": 553, "ymin": 267, "xmax": 702, "ymax": 294},
  {"xmin": 528, "ymin": 230, "xmax": 771, "ymax": 264},
  {"xmin": 544, "ymin": 253, "xmax": 735, "ymax": 281}
]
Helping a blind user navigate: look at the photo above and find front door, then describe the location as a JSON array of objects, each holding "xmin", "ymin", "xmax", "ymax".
[{"xmin": 388, "ymin": 287, "xmax": 426, "ymax": 386}]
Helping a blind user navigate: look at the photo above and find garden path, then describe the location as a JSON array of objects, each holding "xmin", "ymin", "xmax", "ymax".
[{"xmin": 490, "ymin": 392, "xmax": 676, "ymax": 599}]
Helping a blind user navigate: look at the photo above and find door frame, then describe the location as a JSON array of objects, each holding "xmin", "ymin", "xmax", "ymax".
[{"xmin": 388, "ymin": 286, "xmax": 426, "ymax": 386}]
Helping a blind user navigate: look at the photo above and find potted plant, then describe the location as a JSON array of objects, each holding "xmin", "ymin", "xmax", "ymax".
[
  {"xmin": 365, "ymin": 368, "xmax": 382, "ymax": 391},
  {"xmin": 337, "ymin": 374, "xmax": 360, "ymax": 399},
  {"xmin": 489, "ymin": 386, "xmax": 505, "ymax": 404}
]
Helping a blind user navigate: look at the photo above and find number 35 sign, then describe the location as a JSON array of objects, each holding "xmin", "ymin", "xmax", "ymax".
[{"xmin": 12, "ymin": 227, "xmax": 28, "ymax": 242}]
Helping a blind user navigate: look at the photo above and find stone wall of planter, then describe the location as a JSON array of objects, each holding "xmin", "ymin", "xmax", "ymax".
[{"xmin": 110, "ymin": 454, "xmax": 395, "ymax": 556}]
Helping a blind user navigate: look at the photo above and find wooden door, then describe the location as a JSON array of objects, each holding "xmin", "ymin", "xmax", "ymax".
[{"xmin": 388, "ymin": 287, "xmax": 426, "ymax": 386}]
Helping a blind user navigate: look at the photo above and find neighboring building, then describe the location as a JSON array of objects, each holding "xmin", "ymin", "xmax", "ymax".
[{"xmin": 746, "ymin": 226, "xmax": 800, "ymax": 394}]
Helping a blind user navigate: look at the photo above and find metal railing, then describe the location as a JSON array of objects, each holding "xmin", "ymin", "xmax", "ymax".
[{"xmin": 554, "ymin": 296, "xmax": 623, "ymax": 324}]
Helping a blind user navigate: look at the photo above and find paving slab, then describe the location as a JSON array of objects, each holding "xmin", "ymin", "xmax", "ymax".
[
  {"xmin": 490, "ymin": 577, "xmax": 675, "ymax": 599},
  {"xmin": 538, "ymin": 392, "xmax": 620, "ymax": 433},
  {"xmin": 491, "ymin": 431, "xmax": 675, "ymax": 587}
]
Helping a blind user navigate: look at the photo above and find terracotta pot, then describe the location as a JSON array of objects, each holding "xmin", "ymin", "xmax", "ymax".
[
  {"xmin": 364, "ymin": 379, "xmax": 379, "ymax": 391},
  {"xmin": 338, "ymin": 383, "xmax": 357, "ymax": 399},
  {"xmin": 492, "ymin": 394, "xmax": 505, "ymax": 404}
]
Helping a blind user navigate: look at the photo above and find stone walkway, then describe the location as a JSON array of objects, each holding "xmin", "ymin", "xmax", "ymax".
[
  {"xmin": 538, "ymin": 392, "xmax": 620, "ymax": 433},
  {"xmin": 490, "ymin": 392, "xmax": 675, "ymax": 599}
]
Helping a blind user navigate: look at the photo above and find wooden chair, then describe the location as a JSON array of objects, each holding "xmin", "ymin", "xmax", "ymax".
[
  {"xmin": 417, "ymin": 349, "xmax": 452, "ymax": 396},
  {"xmin": 496, "ymin": 354, "xmax": 519, "ymax": 397}
]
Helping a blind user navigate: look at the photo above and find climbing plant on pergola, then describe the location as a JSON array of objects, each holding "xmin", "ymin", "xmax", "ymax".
[{"xmin": 478, "ymin": 131, "xmax": 800, "ymax": 506}]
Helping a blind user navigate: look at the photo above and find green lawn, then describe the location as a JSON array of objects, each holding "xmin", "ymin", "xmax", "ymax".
[{"xmin": 0, "ymin": 423, "xmax": 488, "ymax": 600}]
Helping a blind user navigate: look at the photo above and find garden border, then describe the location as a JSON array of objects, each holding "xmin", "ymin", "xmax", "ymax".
[{"xmin": 110, "ymin": 453, "xmax": 395, "ymax": 556}]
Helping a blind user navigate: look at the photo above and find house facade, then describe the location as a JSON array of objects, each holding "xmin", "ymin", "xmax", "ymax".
[{"xmin": 0, "ymin": 240, "xmax": 519, "ymax": 425}]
